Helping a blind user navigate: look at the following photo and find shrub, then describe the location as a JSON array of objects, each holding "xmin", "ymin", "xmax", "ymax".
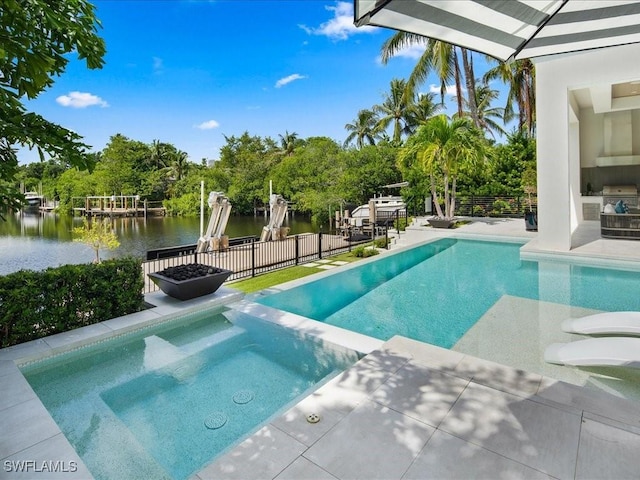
[
  {"xmin": 351, "ymin": 245, "xmax": 380, "ymax": 258},
  {"xmin": 490, "ymin": 199, "xmax": 511, "ymax": 216},
  {"xmin": 374, "ymin": 237, "xmax": 389, "ymax": 249},
  {"xmin": 0, "ymin": 257, "xmax": 145, "ymax": 347},
  {"xmin": 472, "ymin": 205, "xmax": 486, "ymax": 217}
]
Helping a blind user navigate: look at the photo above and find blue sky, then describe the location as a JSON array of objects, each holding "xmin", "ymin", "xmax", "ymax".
[{"xmin": 20, "ymin": 0, "xmax": 504, "ymax": 165}]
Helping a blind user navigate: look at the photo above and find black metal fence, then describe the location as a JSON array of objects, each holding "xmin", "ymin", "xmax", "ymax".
[
  {"xmin": 142, "ymin": 232, "xmax": 375, "ymax": 294},
  {"xmin": 454, "ymin": 195, "xmax": 538, "ymax": 218}
]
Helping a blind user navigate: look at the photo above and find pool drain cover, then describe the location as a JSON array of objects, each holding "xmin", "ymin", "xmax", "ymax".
[
  {"xmin": 233, "ymin": 390, "xmax": 255, "ymax": 404},
  {"xmin": 204, "ymin": 412, "xmax": 227, "ymax": 429},
  {"xmin": 306, "ymin": 413, "xmax": 320, "ymax": 424}
]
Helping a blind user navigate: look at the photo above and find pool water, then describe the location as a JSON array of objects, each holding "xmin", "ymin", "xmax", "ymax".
[
  {"xmin": 20, "ymin": 308, "xmax": 359, "ymax": 480},
  {"xmin": 258, "ymin": 238, "xmax": 640, "ymax": 348}
]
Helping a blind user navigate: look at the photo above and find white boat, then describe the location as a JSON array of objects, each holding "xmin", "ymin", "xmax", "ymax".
[
  {"xmin": 346, "ymin": 195, "xmax": 406, "ymax": 228},
  {"xmin": 23, "ymin": 191, "xmax": 43, "ymax": 207}
]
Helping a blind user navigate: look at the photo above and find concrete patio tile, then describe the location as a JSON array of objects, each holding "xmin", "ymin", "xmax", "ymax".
[
  {"xmin": 0, "ymin": 398, "xmax": 61, "ymax": 459},
  {"xmin": 317, "ymin": 265, "xmax": 337, "ymax": 270},
  {"xmin": 275, "ymin": 456, "xmax": 338, "ymax": 480},
  {"xmin": 537, "ymin": 376, "xmax": 640, "ymax": 428},
  {"xmin": 576, "ymin": 417, "xmax": 640, "ymax": 480},
  {"xmin": 271, "ymin": 384, "xmax": 354, "ymax": 447},
  {"xmin": 304, "ymin": 399, "xmax": 435, "ymax": 480},
  {"xmin": 372, "ymin": 360, "xmax": 469, "ymax": 428},
  {"xmin": 196, "ymin": 425, "xmax": 306, "ymax": 480},
  {"xmin": 382, "ymin": 336, "xmax": 465, "ymax": 375},
  {"xmin": 42, "ymin": 323, "xmax": 113, "ymax": 350},
  {"xmin": 439, "ymin": 382, "xmax": 581, "ymax": 479},
  {"xmin": 331, "ymin": 261, "xmax": 348, "ymax": 265},
  {"xmin": 0, "ymin": 359, "xmax": 19, "ymax": 378},
  {"xmin": 456, "ymin": 355, "xmax": 543, "ymax": 397},
  {"xmin": 315, "ymin": 259, "xmax": 331, "ymax": 264},
  {"xmin": 3, "ymin": 433, "xmax": 92, "ymax": 479},
  {"xmin": 301, "ymin": 263, "xmax": 320, "ymax": 268},
  {"xmin": 403, "ymin": 430, "xmax": 552, "ymax": 480},
  {"xmin": 0, "ymin": 370, "xmax": 38, "ymax": 411}
]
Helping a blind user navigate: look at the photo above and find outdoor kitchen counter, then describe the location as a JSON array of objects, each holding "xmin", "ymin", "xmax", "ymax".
[{"xmin": 601, "ymin": 212, "xmax": 640, "ymax": 239}]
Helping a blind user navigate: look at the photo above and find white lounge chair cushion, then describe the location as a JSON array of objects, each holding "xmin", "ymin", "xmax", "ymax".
[
  {"xmin": 561, "ymin": 311, "xmax": 640, "ymax": 336},
  {"xmin": 544, "ymin": 337, "xmax": 640, "ymax": 368}
]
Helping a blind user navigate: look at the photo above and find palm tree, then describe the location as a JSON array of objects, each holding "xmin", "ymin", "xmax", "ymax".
[
  {"xmin": 278, "ymin": 131, "xmax": 298, "ymax": 156},
  {"xmin": 380, "ymin": 33, "xmax": 480, "ymax": 126},
  {"xmin": 344, "ymin": 109, "xmax": 380, "ymax": 148},
  {"xmin": 373, "ymin": 78, "xmax": 414, "ymax": 144},
  {"xmin": 400, "ymin": 114, "xmax": 486, "ymax": 219},
  {"xmin": 167, "ymin": 150, "xmax": 189, "ymax": 181},
  {"xmin": 405, "ymin": 92, "xmax": 442, "ymax": 134},
  {"xmin": 149, "ymin": 139, "xmax": 168, "ymax": 170},
  {"xmin": 457, "ymin": 82, "xmax": 506, "ymax": 139},
  {"xmin": 483, "ymin": 59, "xmax": 536, "ymax": 137}
]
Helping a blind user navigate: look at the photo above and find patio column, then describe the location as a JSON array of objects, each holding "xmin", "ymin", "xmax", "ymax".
[{"xmin": 536, "ymin": 60, "xmax": 573, "ymax": 251}]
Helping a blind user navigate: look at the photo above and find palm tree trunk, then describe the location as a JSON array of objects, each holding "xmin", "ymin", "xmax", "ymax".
[
  {"xmin": 430, "ymin": 174, "xmax": 444, "ymax": 217},
  {"xmin": 461, "ymin": 48, "xmax": 480, "ymax": 128},
  {"xmin": 443, "ymin": 172, "xmax": 450, "ymax": 218},
  {"xmin": 449, "ymin": 177, "xmax": 457, "ymax": 218},
  {"xmin": 453, "ymin": 50, "xmax": 464, "ymax": 118}
]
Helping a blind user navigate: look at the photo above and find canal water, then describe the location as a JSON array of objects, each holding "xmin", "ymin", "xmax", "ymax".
[{"xmin": 0, "ymin": 211, "xmax": 320, "ymax": 276}]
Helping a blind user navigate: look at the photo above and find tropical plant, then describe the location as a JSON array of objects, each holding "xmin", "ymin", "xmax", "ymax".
[
  {"xmin": 0, "ymin": 0, "xmax": 106, "ymax": 215},
  {"xmin": 483, "ymin": 59, "xmax": 536, "ymax": 137},
  {"xmin": 373, "ymin": 78, "xmax": 414, "ymax": 144},
  {"xmin": 380, "ymin": 34, "xmax": 480, "ymax": 127},
  {"xmin": 406, "ymin": 92, "xmax": 442, "ymax": 133},
  {"xmin": 72, "ymin": 217, "xmax": 120, "ymax": 263},
  {"xmin": 458, "ymin": 82, "xmax": 506, "ymax": 139},
  {"xmin": 400, "ymin": 115, "xmax": 486, "ymax": 219},
  {"xmin": 278, "ymin": 131, "xmax": 299, "ymax": 156},
  {"xmin": 344, "ymin": 109, "xmax": 380, "ymax": 148}
]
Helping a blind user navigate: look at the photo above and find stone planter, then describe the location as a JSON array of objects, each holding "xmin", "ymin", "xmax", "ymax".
[
  {"xmin": 428, "ymin": 218, "xmax": 455, "ymax": 229},
  {"xmin": 524, "ymin": 211, "xmax": 538, "ymax": 231},
  {"xmin": 148, "ymin": 265, "xmax": 232, "ymax": 301}
]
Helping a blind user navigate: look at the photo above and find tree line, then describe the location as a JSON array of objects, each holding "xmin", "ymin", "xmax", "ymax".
[{"xmin": 15, "ymin": 128, "xmax": 535, "ymax": 222}]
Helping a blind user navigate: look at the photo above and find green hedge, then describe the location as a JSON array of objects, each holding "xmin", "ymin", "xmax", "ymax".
[{"xmin": 0, "ymin": 257, "xmax": 145, "ymax": 348}]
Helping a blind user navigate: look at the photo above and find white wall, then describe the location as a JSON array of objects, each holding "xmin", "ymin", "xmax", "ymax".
[{"xmin": 534, "ymin": 43, "xmax": 640, "ymax": 252}]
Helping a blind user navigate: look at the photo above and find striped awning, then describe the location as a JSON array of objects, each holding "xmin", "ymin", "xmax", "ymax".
[{"xmin": 354, "ymin": 0, "xmax": 640, "ymax": 61}]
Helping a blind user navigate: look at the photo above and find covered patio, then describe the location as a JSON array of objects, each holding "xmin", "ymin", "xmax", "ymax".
[{"xmin": 354, "ymin": 0, "xmax": 640, "ymax": 254}]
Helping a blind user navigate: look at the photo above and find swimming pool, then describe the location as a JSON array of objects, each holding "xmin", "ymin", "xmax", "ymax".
[
  {"xmin": 258, "ymin": 238, "xmax": 640, "ymax": 348},
  {"xmin": 19, "ymin": 307, "xmax": 359, "ymax": 480}
]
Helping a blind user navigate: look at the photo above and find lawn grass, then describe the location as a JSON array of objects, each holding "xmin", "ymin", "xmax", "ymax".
[{"xmin": 227, "ymin": 251, "xmax": 363, "ymax": 293}]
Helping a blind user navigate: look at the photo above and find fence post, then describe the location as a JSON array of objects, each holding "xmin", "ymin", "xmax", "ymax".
[
  {"xmin": 318, "ymin": 231, "xmax": 322, "ymax": 260},
  {"xmin": 295, "ymin": 235, "xmax": 299, "ymax": 265},
  {"xmin": 251, "ymin": 238, "xmax": 256, "ymax": 277},
  {"xmin": 471, "ymin": 195, "xmax": 475, "ymax": 217},
  {"xmin": 386, "ymin": 227, "xmax": 389, "ymax": 250}
]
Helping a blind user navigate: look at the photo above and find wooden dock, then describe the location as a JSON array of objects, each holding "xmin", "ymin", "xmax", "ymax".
[{"xmin": 73, "ymin": 195, "xmax": 165, "ymax": 217}]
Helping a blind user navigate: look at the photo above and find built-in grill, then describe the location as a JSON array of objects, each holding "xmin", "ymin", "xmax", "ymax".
[{"xmin": 603, "ymin": 185, "xmax": 638, "ymax": 209}]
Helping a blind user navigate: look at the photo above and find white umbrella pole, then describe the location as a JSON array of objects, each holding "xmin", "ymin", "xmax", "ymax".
[{"xmin": 200, "ymin": 181, "xmax": 204, "ymax": 237}]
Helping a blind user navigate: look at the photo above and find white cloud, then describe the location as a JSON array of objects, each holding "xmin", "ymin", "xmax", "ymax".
[
  {"xmin": 195, "ymin": 120, "xmax": 220, "ymax": 130},
  {"xmin": 300, "ymin": 1, "xmax": 376, "ymax": 40},
  {"xmin": 429, "ymin": 83, "xmax": 463, "ymax": 97},
  {"xmin": 56, "ymin": 91, "xmax": 108, "ymax": 108},
  {"xmin": 275, "ymin": 73, "xmax": 307, "ymax": 88}
]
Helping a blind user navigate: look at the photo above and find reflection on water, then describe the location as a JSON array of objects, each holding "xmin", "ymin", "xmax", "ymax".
[{"xmin": 0, "ymin": 211, "xmax": 317, "ymax": 275}]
